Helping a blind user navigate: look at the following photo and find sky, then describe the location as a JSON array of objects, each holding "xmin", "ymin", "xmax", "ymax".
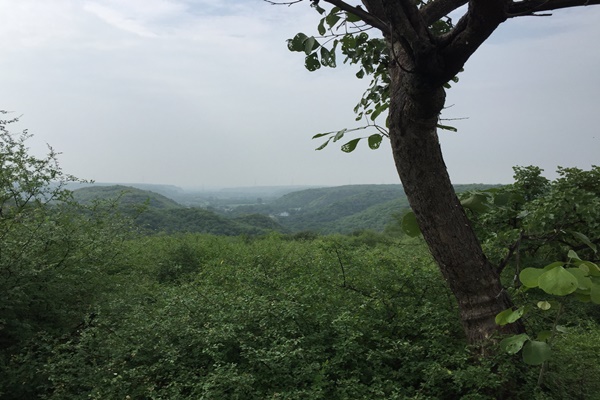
[{"xmin": 0, "ymin": 1, "xmax": 598, "ymax": 189}]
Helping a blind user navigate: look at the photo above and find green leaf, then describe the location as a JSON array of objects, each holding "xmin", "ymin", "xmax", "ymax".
[
  {"xmin": 522, "ymin": 340, "xmax": 551, "ymax": 365},
  {"xmin": 341, "ymin": 138, "xmax": 361, "ymax": 153},
  {"xmin": 437, "ymin": 123, "xmax": 457, "ymax": 132},
  {"xmin": 460, "ymin": 193, "xmax": 489, "ymax": 213},
  {"xmin": 401, "ymin": 211, "xmax": 421, "ymax": 237},
  {"xmin": 537, "ymin": 301, "xmax": 551, "ymax": 310},
  {"xmin": 367, "ymin": 134, "xmax": 382, "ymax": 150},
  {"xmin": 567, "ymin": 249, "xmax": 580, "ymax": 261},
  {"xmin": 320, "ymin": 47, "xmax": 335, "ymax": 67},
  {"xmin": 311, "ymin": 1, "xmax": 326, "ymax": 14},
  {"xmin": 333, "ymin": 128, "xmax": 347, "ymax": 142},
  {"xmin": 543, "ymin": 261, "xmax": 565, "ymax": 271},
  {"xmin": 345, "ymin": 12, "xmax": 361, "ymax": 23},
  {"xmin": 370, "ymin": 104, "xmax": 388, "ymax": 121},
  {"xmin": 519, "ymin": 268, "xmax": 544, "ymax": 288},
  {"xmin": 315, "ymin": 138, "xmax": 332, "ymax": 151},
  {"xmin": 312, "ymin": 131, "xmax": 334, "ymax": 139},
  {"xmin": 356, "ymin": 69, "xmax": 365, "ymax": 79},
  {"xmin": 495, "ymin": 308, "xmax": 513, "ymax": 325},
  {"xmin": 304, "ymin": 36, "xmax": 319, "ymax": 55},
  {"xmin": 317, "ymin": 19, "xmax": 326, "ymax": 35},
  {"xmin": 305, "ymin": 53, "xmax": 321, "ymax": 71},
  {"xmin": 500, "ymin": 333, "xmax": 529, "ymax": 355},
  {"xmin": 555, "ymin": 325, "xmax": 568, "ymax": 333},
  {"xmin": 287, "ymin": 33, "xmax": 308, "ymax": 52},
  {"xmin": 495, "ymin": 307, "xmax": 525, "ymax": 326},
  {"xmin": 566, "ymin": 268, "xmax": 592, "ymax": 290},
  {"xmin": 571, "ymin": 231, "xmax": 598, "ymax": 253},
  {"xmin": 581, "ymin": 261, "xmax": 600, "ymax": 277},
  {"xmin": 536, "ymin": 330, "xmax": 552, "ymax": 341},
  {"xmin": 325, "ymin": 12, "xmax": 341, "ymax": 28},
  {"xmin": 538, "ymin": 266, "xmax": 578, "ymax": 296}
]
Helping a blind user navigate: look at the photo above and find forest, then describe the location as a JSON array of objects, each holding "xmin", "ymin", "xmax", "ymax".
[{"xmin": 1, "ymin": 115, "xmax": 600, "ymax": 399}]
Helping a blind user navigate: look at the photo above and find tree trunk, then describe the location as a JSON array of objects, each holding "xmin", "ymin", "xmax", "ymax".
[{"xmin": 387, "ymin": 56, "xmax": 522, "ymax": 345}]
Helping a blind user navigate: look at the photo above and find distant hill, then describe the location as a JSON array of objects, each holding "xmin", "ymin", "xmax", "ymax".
[
  {"xmin": 72, "ymin": 185, "xmax": 182, "ymax": 209},
  {"xmin": 225, "ymin": 184, "xmax": 501, "ymax": 234},
  {"xmin": 66, "ymin": 182, "xmax": 318, "ymax": 208},
  {"xmin": 268, "ymin": 185, "xmax": 407, "ymax": 233},
  {"xmin": 65, "ymin": 182, "xmax": 185, "ymax": 199},
  {"xmin": 71, "ymin": 185, "xmax": 286, "ymax": 236},
  {"xmin": 71, "ymin": 183, "xmax": 503, "ymax": 235}
]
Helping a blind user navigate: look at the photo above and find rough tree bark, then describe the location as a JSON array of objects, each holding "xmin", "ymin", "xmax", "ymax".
[
  {"xmin": 385, "ymin": 59, "xmax": 518, "ymax": 345},
  {"xmin": 290, "ymin": 0, "xmax": 600, "ymax": 345}
]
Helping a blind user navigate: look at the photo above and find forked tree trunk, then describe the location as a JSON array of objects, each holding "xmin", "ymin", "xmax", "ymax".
[{"xmin": 387, "ymin": 58, "xmax": 522, "ymax": 345}]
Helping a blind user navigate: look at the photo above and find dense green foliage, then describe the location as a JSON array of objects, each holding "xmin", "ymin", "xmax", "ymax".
[
  {"xmin": 456, "ymin": 166, "xmax": 600, "ymax": 390},
  {"xmin": 0, "ymin": 117, "xmax": 131, "ymax": 398},
  {"xmin": 25, "ymin": 235, "xmax": 528, "ymax": 399},
  {"xmin": 8, "ymin": 230, "xmax": 598, "ymax": 399}
]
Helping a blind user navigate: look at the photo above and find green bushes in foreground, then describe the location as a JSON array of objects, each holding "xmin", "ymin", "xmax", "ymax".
[
  {"xmin": 28, "ymin": 234, "xmax": 526, "ymax": 399},
  {"xmin": 6, "ymin": 232, "xmax": 600, "ymax": 399},
  {"xmin": 0, "ymin": 118, "xmax": 133, "ymax": 399}
]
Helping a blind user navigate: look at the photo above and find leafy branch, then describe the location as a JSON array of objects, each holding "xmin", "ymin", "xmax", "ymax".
[{"xmin": 496, "ymin": 247, "xmax": 600, "ymax": 384}]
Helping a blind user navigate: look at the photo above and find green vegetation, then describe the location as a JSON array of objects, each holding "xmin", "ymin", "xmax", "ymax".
[
  {"xmin": 0, "ymin": 117, "xmax": 132, "ymax": 398},
  {"xmin": 1, "ymin": 117, "xmax": 599, "ymax": 399},
  {"xmin": 73, "ymin": 185, "xmax": 182, "ymax": 210},
  {"xmin": 37, "ymin": 234, "xmax": 526, "ymax": 399},
  {"xmin": 72, "ymin": 185, "xmax": 287, "ymax": 236},
  {"xmin": 228, "ymin": 184, "xmax": 497, "ymax": 234}
]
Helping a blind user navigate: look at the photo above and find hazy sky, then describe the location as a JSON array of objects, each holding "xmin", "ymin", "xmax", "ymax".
[{"xmin": 1, "ymin": 1, "xmax": 598, "ymax": 188}]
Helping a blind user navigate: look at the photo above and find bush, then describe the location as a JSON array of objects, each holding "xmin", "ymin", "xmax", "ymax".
[
  {"xmin": 0, "ymin": 114, "xmax": 131, "ymax": 399},
  {"xmin": 43, "ymin": 235, "xmax": 530, "ymax": 399}
]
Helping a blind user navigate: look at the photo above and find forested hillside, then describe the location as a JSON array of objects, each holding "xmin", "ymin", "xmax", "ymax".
[
  {"xmin": 264, "ymin": 185, "xmax": 408, "ymax": 233},
  {"xmin": 73, "ymin": 185, "xmax": 182, "ymax": 209},
  {"xmin": 72, "ymin": 185, "xmax": 287, "ymax": 236},
  {"xmin": 72, "ymin": 183, "xmax": 502, "ymax": 235},
  {"xmin": 229, "ymin": 184, "xmax": 499, "ymax": 234}
]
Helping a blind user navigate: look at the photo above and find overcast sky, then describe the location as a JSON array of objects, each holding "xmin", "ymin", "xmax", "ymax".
[{"xmin": 1, "ymin": 1, "xmax": 598, "ymax": 189}]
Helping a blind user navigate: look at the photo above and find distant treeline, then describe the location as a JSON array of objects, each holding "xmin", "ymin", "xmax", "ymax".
[{"xmin": 72, "ymin": 183, "xmax": 500, "ymax": 235}]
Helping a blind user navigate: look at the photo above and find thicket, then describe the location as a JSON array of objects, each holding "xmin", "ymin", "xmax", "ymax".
[
  {"xmin": 0, "ymin": 115, "xmax": 132, "ymax": 398},
  {"xmin": 8, "ymin": 230, "xmax": 599, "ymax": 399},
  {"xmin": 23, "ymin": 235, "xmax": 527, "ymax": 399}
]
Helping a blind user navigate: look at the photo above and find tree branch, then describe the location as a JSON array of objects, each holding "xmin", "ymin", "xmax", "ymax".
[
  {"xmin": 421, "ymin": 0, "xmax": 468, "ymax": 25},
  {"xmin": 324, "ymin": 0, "xmax": 390, "ymax": 33},
  {"xmin": 263, "ymin": 0, "xmax": 304, "ymax": 5},
  {"xmin": 508, "ymin": 0, "xmax": 600, "ymax": 16},
  {"xmin": 436, "ymin": 0, "xmax": 508, "ymax": 82}
]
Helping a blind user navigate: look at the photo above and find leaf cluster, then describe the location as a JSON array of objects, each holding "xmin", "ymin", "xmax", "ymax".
[
  {"xmin": 285, "ymin": 4, "xmax": 461, "ymax": 153},
  {"xmin": 287, "ymin": 5, "xmax": 391, "ymax": 152},
  {"xmin": 463, "ymin": 166, "xmax": 600, "ymax": 268}
]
